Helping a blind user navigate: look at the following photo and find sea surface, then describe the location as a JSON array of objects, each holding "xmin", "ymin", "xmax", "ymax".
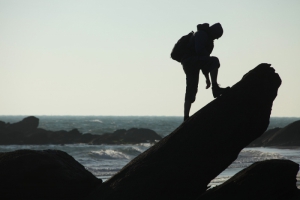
[{"xmin": 0, "ymin": 116, "xmax": 300, "ymax": 188}]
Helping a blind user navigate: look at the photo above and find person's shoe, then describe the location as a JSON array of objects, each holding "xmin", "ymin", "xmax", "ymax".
[{"xmin": 212, "ymin": 85, "xmax": 230, "ymax": 98}]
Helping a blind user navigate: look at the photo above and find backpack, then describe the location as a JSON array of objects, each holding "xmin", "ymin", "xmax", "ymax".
[{"xmin": 170, "ymin": 31, "xmax": 194, "ymax": 62}]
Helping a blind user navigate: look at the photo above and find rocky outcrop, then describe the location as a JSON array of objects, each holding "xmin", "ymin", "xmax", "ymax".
[
  {"xmin": 87, "ymin": 63, "xmax": 281, "ymax": 200},
  {"xmin": 6, "ymin": 116, "xmax": 39, "ymax": 132},
  {"xmin": 248, "ymin": 127, "xmax": 281, "ymax": 146},
  {"xmin": 198, "ymin": 159, "xmax": 300, "ymax": 200},
  {"xmin": 249, "ymin": 120, "xmax": 300, "ymax": 146},
  {"xmin": 91, "ymin": 128, "xmax": 161, "ymax": 144},
  {"xmin": 0, "ymin": 117, "xmax": 162, "ymax": 145},
  {"xmin": 0, "ymin": 149, "xmax": 102, "ymax": 200}
]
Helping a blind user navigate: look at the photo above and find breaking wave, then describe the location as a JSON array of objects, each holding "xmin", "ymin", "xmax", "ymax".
[
  {"xmin": 90, "ymin": 119, "xmax": 103, "ymax": 123},
  {"xmin": 90, "ymin": 150, "xmax": 130, "ymax": 159}
]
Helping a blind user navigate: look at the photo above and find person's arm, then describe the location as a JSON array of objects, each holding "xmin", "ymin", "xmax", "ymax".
[{"xmin": 194, "ymin": 31, "xmax": 210, "ymax": 58}]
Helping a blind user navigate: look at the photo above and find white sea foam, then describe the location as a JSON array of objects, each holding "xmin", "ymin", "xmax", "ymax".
[
  {"xmin": 227, "ymin": 149, "xmax": 286, "ymax": 169},
  {"xmin": 90, "ymin": 119, "xmax": 103, "ymax": 123},
  {"xmin": 85, "ymin": 167, "xmax": 121, "ymax": 176},
  {"xmin": 118, "ymin": 147, "xmax": 144, "ymax": 156},
  {"xmin": 90, "ymin": 150, "xmax": 130, "ymax": 159},
  {"xmin": 240, "ymin": 149, "xmax": 285, "ymax": 159},
  {"xmin": 130, "ymin": 146, "xmax": 144, "ymax": 153},
  {"xmin": 137, "ymin": 143, "xmax": 153, "ymax": 148},
  {"xmin": 209, "ymin": 176, "xmax": 231, "ymax": 184}
]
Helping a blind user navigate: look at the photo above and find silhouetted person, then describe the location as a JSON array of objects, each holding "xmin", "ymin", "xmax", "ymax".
[{"xmin": 181, "ymin": 23, "xmax": 230, "ymax": 121}]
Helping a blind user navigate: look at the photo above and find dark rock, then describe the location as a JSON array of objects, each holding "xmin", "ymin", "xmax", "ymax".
[
  {"xmin": 248, "ymin": 120, "xmax": 300, "ymax": 147},
  {"xmin": 81, "ymin": 133, "xmax": 100, "ymax": 143},
  {"xmin": 87, "ymin": 63, "xmax": 281, "ymax": 200},
  {"xmin": 53, "ymin": 129, "xmax": 83, "ymax": 144},
  {"xmin": 198, "ymin": 159, "xmax": 300, "ymax": 200},
  {"xmin": 113, "ymin": 129, "xmax": 127, "ymax": 136},
  {"xmin": 0, "ymin": 149, "xmax": 102, "ymax": 200},
  {"xmin": 90, "ymin": 128, "xmax": 162, "ymax": 145},
  {"xmin": 90, "ymin": 130, "xmax": 126, "ymax": 145},
  {"xmin": 263, "ymin": 120, "xmax": 300, "ymax": 146},
  {"xmin": 0, "ymin": 128, "xmax": 29, "ymax": 145},
  {"xmin": 6, "ymin": 116, "xmax": 39, "ymax": 132},
  {"xmin": 0, "ymin": 121, "xmax": 6, "ymax": 128},
  {"xmin": 248, "ymin": 127, "xmax": 281, "ymax": 147},
  {"xmin": 124, "ymin": 128, "xmax": 162, "ymax": 143},
  {"xmin": 24, "ymin": 128, "xmax": 59, "ymax": 144}
]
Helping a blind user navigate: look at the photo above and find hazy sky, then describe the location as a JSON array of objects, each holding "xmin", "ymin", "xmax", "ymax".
[{"xmin": 1, "ymin": 0, "xmax": 300, "ymax": 116}]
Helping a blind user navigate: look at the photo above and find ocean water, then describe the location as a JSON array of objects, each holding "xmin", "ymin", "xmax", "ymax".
[{"xmin": 0, "ymin": 116, "xmax": 300, "ymax": 188}]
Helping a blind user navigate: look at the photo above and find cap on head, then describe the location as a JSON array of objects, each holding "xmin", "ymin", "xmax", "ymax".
[{"xmin": 210, "ymin": 23, "xmax": 223, "ymax": 39}]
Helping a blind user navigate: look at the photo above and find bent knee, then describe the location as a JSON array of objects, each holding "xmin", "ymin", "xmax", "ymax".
[
  {"xmin": 185, "ymin": 89, "xmax": 197, "ymax": 103},
  {"xmin": 210, "ymin": 56, "xmax": 220, "ymax": 68},
  {"xmin": 186, "ymin": 96, "xmax": 196, "ymax": 103}
]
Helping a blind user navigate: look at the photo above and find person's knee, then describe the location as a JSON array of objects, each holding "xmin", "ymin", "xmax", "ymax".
[
  {"xmin": 186, "ymin": 97, "xmax": 196, "ymax": 103},
  {"xmin": 185, "ymin": 89, "xmax": 197, "ymax": 103},
  {"xmin": 210, "ymin": 56, "xmax": 220, "ymax": 68}
]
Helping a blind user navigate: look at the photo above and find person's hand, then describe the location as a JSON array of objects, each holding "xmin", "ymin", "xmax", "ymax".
[{"xmin": 206, "ymin": 78, "xmax": 211, "ymax": 89}]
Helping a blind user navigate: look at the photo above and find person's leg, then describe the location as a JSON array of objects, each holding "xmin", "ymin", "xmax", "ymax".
[
  {"xmin": 200, "ymin": 57, "xmax": 219, "ymax": 89},
  {"xmin": 204, "ymin": 73, "xmax": 211, "ymax": 89},
  {"xmin": 183, "ymin": 65, "xmax": 200, "ymax": 121},
  {"xmin": 201, "ymin": 56, "xmax": 229, "ymax": 98},
  {"xmin": 208, "ymin": 57, "xmax": 230, "ymax": 98},
  {"xmin": 184, "ymin": 100, "xmax": 192, "ymax": 121},
  {"xmin": 206, "ymin": 57, "xmax": 220, "ymax": 86},
  {"xmin": 210, "ymin": 67, "xmax": 218, "ymax": 86}
]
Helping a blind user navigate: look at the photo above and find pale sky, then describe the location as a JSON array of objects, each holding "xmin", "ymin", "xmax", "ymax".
[{"xmin": 1, "ymin": 0, "xmax": 300, "ymax": 116}]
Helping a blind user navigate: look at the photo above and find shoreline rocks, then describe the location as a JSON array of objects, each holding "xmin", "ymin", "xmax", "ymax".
[
  {"xmin": 0, "ymin": 117, "xmax": 162, "ymax": 145},
  {"xmin": 249, "ymin": 120, "xmax": 300, "ymax": 147}
]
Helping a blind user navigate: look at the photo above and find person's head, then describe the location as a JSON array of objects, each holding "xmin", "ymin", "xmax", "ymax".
[
  {"xmin": 209, "ymin": 23, "xmax": 223, "ymax": 40},
  {"xmin": 197, "ymin": 23, "xmax": 209, "ymax": 31}
]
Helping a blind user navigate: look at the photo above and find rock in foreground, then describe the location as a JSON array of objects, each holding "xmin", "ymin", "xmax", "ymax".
[
  {"xmin": 0, "ymin": 149, "xmax": 102, "ymax": 200},
  {"xmin": 198, "ymin": 159, "xmax": 300, "ymax": 200},
  {"xmin": 88, "ymin": 64, "xmax": 281, "ymax": 200}
]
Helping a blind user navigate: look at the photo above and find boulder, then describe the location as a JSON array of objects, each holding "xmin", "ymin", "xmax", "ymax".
[
  {"xmin": 248, "ymin": 127, "xmax": 281, "ymax": 147},
  {"xmin": 0, "ymin": 149, "xmax": 102, "ymax": 200},
  {"xmin": 6, "ymin": 116, "xmax": 39, "ymax": 132},
  {"xmin": 0, "ymin": 121, "xmax": 6, "ymax": 128},
  {"xmin": 198, "ymin": 159, "xmax": 300, "ymax": 200},
  {"xmin": 88, "ymin": 64, "xmax": 281, "ymax": 200},
  {"xmin": 124, "ymin": 128, "xmax": 162, "ymax": 143},
  {"xmin": 263, "ymin": 120, "xmax": 300, "ymax": 146},
  {"xmin": 81, "ymin": 133, "xmax": 101, "ymax": 144},
  {"xmin": 249, "ymin": 120, "xmax": 300, "ymax": 147},
  {"xmin": 90, "ymin": 128, "xmax": 162, "ymax": 144},
  {"xmin": 23, "ymin": 128, "xmax": 51, "ymax": 144}
]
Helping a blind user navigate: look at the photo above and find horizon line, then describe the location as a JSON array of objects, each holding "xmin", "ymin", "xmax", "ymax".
[{"xmin": 0, "ymin": 115, "xmax": 300, "ymax": 118}]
